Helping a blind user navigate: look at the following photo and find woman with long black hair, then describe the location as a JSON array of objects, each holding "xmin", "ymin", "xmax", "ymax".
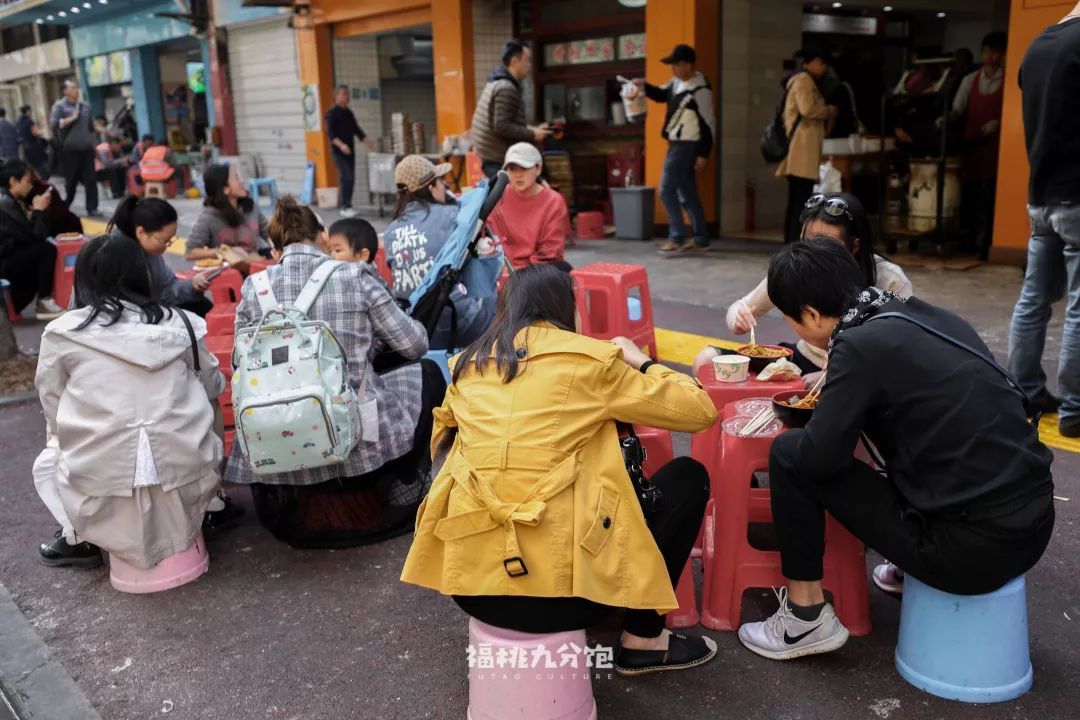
[
  {"xmin": 402, "ymin": 264, "xmax": 720, "ymax": 677},
  {"xmin": 185, "ymin": 162, "xmax": 269, "ymax": 272}
]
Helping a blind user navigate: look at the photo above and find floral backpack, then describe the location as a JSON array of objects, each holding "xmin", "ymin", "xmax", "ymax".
[{"xmin": 232, "ymin": 261, "xmax": 371, "ymax": 475}]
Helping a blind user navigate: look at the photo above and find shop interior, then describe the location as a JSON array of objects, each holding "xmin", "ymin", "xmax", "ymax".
[
  {"xmin": 156, "ymin": 38, "xmax": 210, "ymax": 149},
  {"xmin": 731, "ymin": 0, "xmax": 1010, "ymax": 261},
  {"xmin": 332, "ymin": 24, "xmax": 443, "ymax": 210}
]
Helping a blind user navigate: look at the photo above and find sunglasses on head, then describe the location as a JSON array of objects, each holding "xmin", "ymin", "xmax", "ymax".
[{"xmin": 804, "ymin": 194, "xmax": 854, "ymax": 221}]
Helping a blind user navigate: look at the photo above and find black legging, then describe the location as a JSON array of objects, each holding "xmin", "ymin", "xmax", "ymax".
[
  {"xmin": 784, "ymin": 176, "xmax": 816, "ymax": 244},
  {"xmin": 454, "ymin": 456, "xmax": 709, "ymax": 638},
  {"xmin": 1, "ymin": 240, "xmax": 56, "ymax": 310},
  {"xmin": 769, "ymin": 429, "xmax": 1055, "ymax": 596}
]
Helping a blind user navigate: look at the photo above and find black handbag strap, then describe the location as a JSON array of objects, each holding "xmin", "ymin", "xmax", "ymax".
[
  {"xmin": 865, "ymin": 312, "xmax": 1030, "ymax": 414},
  {"xmin": 176, "ymin": 309, "xmax": 201, "ymax": 376}
]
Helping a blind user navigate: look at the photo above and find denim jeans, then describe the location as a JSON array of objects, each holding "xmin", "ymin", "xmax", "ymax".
[
  {"xmin": 1007, "ymin": 203, "xmax": 1080, "ymax": 422},
  {"xmin": 659, "ymin": 141, "xmax": 708, "ymax": 245},
  {"xmin": 332, "ymin": 149, "xmax": 355, "ymax": 209}
]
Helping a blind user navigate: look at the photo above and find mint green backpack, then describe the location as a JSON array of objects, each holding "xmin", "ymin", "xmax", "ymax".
[{"xmin": 232, "ymin": 261, "xmax": 374, "ymax": 476}]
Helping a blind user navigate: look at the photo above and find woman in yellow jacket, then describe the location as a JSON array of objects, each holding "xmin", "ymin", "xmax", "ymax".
[{"xmin": 402, "ymin": 265, "xmax": 720, "ymax": 676}]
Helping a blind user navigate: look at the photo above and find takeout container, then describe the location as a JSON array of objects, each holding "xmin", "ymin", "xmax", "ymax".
[
  {"xmin": 713, "ymin": 355, "xmax": 750, "ymax": 383},
  {"xmin": 772, "ymin": 390, "xmax": 814, "ymax": 428},
  {"xmin": 736, "ymin": 344, "xmax": 794, "ymax": 373}
]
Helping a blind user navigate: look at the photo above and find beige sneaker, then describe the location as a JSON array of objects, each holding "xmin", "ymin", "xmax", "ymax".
[{"xmin": 36, "ymin": 297, "xmax": 65, "ymax": 320}]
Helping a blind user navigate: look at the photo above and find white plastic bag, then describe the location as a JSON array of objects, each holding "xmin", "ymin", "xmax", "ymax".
[{"xmin": 814, "ymin": 160, "xmax": 842, "ymax": 194}]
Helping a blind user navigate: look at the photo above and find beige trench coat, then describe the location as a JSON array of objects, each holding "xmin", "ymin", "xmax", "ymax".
[{"xmin": 776, "ymin": 72, "xmax": 832, "ymax": 181}]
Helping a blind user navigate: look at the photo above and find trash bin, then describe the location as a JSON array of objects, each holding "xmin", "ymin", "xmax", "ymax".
[{"xmin": 610, "ymin": 186, "xmax": 656, "ymax": 241}]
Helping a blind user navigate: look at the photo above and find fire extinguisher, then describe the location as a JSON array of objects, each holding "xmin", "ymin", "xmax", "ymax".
[{"xmin": 745, "ymin": 181, "xmax": 756, "ymax": 233}]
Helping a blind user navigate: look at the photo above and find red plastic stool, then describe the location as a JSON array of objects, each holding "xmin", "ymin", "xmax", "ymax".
[
  {"xmin": 205, "ymin": 308, "xmax": 236, "ymax": 337},
  {"xmin": 2, "ymin": 280, "xmax": 21, "ymax": 322},
  {"xmin": 571, "ymin": 263, "xmax": 657, "ymax": 359},
  {"xmin": 205, "ymin": 334, "xmax": 234, "ymax": 378},
  {"xmin": 575, "ymin": 211, "xmax": 605, "ymax": 240},
  {"xmin": 248, "ymin": 259, "xmax": 275, "ymax": 274},
  {"xmin": 377, "ymin": 249, "xmax": 394, "ymax": 287},
  {"xmin": 699, "ymin": 404, "xmax": 871, "ymax": 636},
  {"xmin": 631, "ymin": 426, "xmax": 700, "ymax": 629},
  {"xmin": 223, "ymin": 429, "xmax": 235, "ymax": 455},
  {"xmin": 688, "ymin": 366, "xmax": 803, "ymax": 556},
  {"xmin": 52, "ymin": 233, "xmax": 85, "ymax": 310},
  {"xmin": 208, "ymin": 268, "xmax": 244, "ymax": 306}
]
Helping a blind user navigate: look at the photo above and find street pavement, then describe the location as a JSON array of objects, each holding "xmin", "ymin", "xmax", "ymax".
[{"xmin": 1, "ymin": 193, "xmax": 1077, "ymax": 719}]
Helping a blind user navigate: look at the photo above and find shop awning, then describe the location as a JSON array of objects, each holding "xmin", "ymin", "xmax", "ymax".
[{"xmin": 0, "ymin": 0, "xmax": 163, "ymax": 26}]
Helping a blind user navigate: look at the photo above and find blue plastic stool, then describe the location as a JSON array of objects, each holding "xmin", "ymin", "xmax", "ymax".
[
  {"xmin": 895, "ymin": 575, "xmax": 1032, "ymax": 703},
  {"xmin": 424, "ymin": 349, "xmax": 452, "ymax": 384},
  {"xmin": 248, "ymin": 178, "xmax": 279, "ymax": 211}
]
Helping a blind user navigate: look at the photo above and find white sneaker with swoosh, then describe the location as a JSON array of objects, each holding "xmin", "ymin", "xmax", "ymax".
[{"xmin": 738, "ymin": 587, "xmax": 849, "ymax": 661}]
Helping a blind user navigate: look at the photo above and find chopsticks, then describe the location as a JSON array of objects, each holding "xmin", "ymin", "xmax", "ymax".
[
  {"xmin": 749, "ymin": 324, "xmax": 756, "ymax": 348},
  {"xmin": 738, "ymin": 406, "xmax": 775, "ymax": 437}
]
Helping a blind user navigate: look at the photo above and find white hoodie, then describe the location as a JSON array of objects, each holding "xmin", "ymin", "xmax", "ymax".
[{"xmin": 35, "ymin": 306, "xmax": 224, "ymax": 498}]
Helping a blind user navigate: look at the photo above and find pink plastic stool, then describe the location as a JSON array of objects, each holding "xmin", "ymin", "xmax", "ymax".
[
  {"xmin": 468, "ymin": 618, "xmax": 597, "ymax": 720},
  {"xmin": 109, "ymin": 532, "xmax": 209, "ymax": 594}
]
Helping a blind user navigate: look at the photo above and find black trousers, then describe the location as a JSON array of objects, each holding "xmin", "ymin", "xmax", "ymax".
[
  {"xmin": 784, "ymin": 176, "xmax": 816, "ymax": 244},
  {"xmin": 176, "ymin": 295, "xmax": 213, "ymax": 318},
  {"xmin": 769, "ymin": 430, "xmax": 1055, "ymax": 596},
  {"xmin": 454, "ymin": 456, "xmax": 710, "ymax": 637},
  {"xmin": 97, "ymin": 166, "xmax": 127, "ymax": 199},
  {"xmin": 331, "ymin": 150, "xmax": 355, "ymax": 209},
  {"xmin": 62, "ymin": 148, "xmax": 97, "ymax": 213},
  {"xmin": 0, "ymin": 241, "xmax": 57, "ymax": 310}
]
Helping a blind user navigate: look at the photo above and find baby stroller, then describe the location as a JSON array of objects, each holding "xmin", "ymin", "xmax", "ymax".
[{"xmin": 407, "ymin": 171, "xmax": 509, "ymax": 353}]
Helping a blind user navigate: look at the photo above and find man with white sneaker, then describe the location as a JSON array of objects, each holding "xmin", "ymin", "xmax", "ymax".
[{"xmin": 738, "ymin": 239, "xmax": 1055, "ymax": 661}]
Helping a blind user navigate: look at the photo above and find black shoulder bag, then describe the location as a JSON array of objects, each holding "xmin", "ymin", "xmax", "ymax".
[
  {"xmin": 616, "ymin": 423, "xmax": 663, "ymax": 526},
  {"xmin": 761, "ymin": 77, "xmax": 802, "ymax": 163}
]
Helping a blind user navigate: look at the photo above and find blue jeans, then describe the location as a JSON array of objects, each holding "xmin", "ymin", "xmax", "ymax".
[
  {"xmin": 332, "ymin": 149, "xmax": 355, "ymax": 209},
  {"xmin": 1007, "ymin": 203, "xmax": 1080, "ymax": 422},
  {"xmin": 659, "ymin": 142, "xmax": 708, "ymax": 245}
]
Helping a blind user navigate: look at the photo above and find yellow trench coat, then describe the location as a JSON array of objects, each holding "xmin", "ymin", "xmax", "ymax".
[{"xmin": 400, "ymin": 323, "xmax": 718, "ymax": 613}]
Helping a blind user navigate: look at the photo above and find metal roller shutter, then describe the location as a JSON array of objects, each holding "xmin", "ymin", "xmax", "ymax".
[{"xmin": 228, "ymin": 21, "xmax": 306, "ymax": 195}]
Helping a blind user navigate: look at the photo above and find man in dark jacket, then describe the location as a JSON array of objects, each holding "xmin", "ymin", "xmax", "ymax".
[
  {"xmin": 738, "ymin": 239, "xmax": 1054, "ymax": 662},
  {"xmin": 624, "ymin": 44, "xmax": 715, "ymax": 254},
  {"xmin": 325, "ymin": 85, "xmax": 376, "ymax": 218},
  {"xmin": 49, "ymin": 80, "xmax": 98, "ymax": 217},
  {"xmin": 15, "ymin": 106, "xmax": 47, "ymax": 177},
  {"xmin": 0, "ymin": 159, "xmax": 64, "ymax": 319},
  {"xmin": 470, "ymin": 40, "xmax": 550, "ymax": 179}
]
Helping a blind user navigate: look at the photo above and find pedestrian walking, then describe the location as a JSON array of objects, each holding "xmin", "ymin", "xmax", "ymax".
[
  {"xmin": 0, "ymin": 109, "xmax": 18, "ymax": 160},
  {"xmin": 49, "ymin": 80, "xmax": 98, "ymax": 216}
]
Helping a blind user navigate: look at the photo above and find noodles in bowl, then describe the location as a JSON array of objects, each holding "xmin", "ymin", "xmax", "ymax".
[{"xmin": 736, "ymin": 343, "xmax": 794, "ymax": 372}]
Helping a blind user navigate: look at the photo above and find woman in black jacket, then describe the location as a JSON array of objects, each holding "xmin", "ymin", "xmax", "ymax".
[{"xmin": 0, "ymin": 159, "xmax": 64, "ymax": 319}]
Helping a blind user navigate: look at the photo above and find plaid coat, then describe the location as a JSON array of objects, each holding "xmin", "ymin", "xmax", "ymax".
[{"xmin": 225, "ymin": 243, "xmax": 429, "ymax": 486}]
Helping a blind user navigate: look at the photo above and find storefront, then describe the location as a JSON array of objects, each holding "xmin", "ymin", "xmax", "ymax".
[
  {"xmin": 214, "ymin": 0, "xmax": 306, "ymax": 194},
  {"xmin": 719, "ymin": 0, "xmax": 1014, "ymax": 261},
  {"xmin": 0, "ymin": 36, "xmax": 71, "ymax": 138},
  {"xmin": 296, "ymin": 0, "xmax": 719, "ymax": 228}
]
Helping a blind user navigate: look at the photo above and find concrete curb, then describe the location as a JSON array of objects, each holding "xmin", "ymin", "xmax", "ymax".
[
  {"xmin": 0, "ymin": 583, "xmax": 100, "ymax": 720},
  {"xmin": 0, "ymin": 393, "xmax": 36, "ymax": 409}
]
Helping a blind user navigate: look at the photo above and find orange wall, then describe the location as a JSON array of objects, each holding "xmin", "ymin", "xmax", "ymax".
[
  {"xmin": 991, "ymin": 0, "xmax": 1075, "ymax": 264},
  {"xmin": 644, "ymin": 0, "xmax": 719, "ymax": 226},
  {"xmin": 299, "ymin": 0, "xmax": 475, "ymax": 188}
]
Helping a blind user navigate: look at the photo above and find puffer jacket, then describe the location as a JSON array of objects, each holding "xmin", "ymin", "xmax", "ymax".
[{"xmin": 470, "ymin": 67, "xmax": 534, "ymax": 163}]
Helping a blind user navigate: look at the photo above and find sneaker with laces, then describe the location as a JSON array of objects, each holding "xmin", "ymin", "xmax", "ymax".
[
  {"xmin": 738, "ymin": 587, "xmax": 849, "ymax": 661},
  {"xmin": 35, "ymin": 297, "xmax": 65, "ymax": 320},
  {"xmin": 339, "ymin": 208, "xmax": 358, "ymax": 218}
]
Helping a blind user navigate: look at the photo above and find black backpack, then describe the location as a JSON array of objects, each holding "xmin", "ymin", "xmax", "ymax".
[{"xmin": 761, "ymin": 77, "xmax": 802, "ymax": 163}]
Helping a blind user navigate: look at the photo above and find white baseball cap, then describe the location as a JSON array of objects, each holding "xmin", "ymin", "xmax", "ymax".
[{"xmin": 502, "ymin": 142, "xmax": 543, "ymax": 170}]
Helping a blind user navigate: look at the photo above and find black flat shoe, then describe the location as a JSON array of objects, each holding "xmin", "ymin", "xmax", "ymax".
[
  {"xmin": 1029, "ymin": 391, "xmax": 1062, "ymax": 417},
  {"xmin": 1061, "ymin": 417, "xmax": 1080, "ymax": 439},
  {"xmin": 38, "ymin": 532, "xmax": 103, "ymax": 569},
  {"xmin": 614, "ymin": 632, "xmax": 718, "ymax": 677},
  {"xmin": 202, "ymin": 494, "xmax": 245, "ymax": 537}
]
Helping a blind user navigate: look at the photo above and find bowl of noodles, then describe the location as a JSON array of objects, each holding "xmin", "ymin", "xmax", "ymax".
[
  {"xmin": 772, "ymin": 390, "xmax": 817, "ymax": 428},
  {"xmin": 736, "ymin": 343, "xmax": 794, "ymax": 373}
]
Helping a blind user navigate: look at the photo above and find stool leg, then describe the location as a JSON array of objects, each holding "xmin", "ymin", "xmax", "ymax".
[
  {"xmin": 825, "ymin": 517, "xmax": 873, "ymax": 637},
  {"xmin": 666, "ymin": 559, "xmax": 699, "ymax": 629}
]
